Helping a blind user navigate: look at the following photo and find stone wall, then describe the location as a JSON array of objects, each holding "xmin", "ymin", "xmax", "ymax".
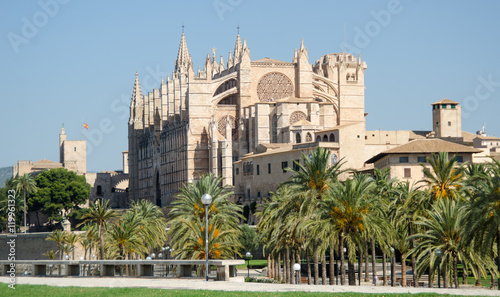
[{"xmin": 0, "ymin": 232, "xmax": 85, "ymax": 260}]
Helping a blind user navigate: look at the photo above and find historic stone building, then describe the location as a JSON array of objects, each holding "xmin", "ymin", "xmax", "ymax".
[{"xmin": 127, "ymin": 32, "xmax": 371, "ymax": 206}]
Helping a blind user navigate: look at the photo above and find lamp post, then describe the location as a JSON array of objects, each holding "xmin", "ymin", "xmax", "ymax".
[
  {"xmin": 246, "ymin": 252, "xmax": 252, "ymax": 279},
  {"xmin": 435, "ymin": 248, "xmax": 442, "ymax": 288},
  {"xmin": 293, "ymin": 263, "xmax": 301, "ymax": 284},
  {"xmin": 201, "ymin": 193, "xmax": 212, "ymax": 282}
]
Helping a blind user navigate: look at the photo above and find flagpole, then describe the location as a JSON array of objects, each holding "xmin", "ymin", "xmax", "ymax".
[{"xmin": 82, "ymin": 122, "xmax": 84, "ymax": 140}]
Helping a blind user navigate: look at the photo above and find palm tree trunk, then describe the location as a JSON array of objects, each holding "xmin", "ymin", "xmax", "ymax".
[
  {"xmin": 429, "ymin": 269, "xmax": 434, "ymax": 288},
  {"xmin": 371, "ymin": 237, "xmax": 377, "ymax": 284},
  {"xmin": 329, "ymin": 244, "xmax": 335, "ymax": 285},
  {"xmin": 307, "ymin": 247, "xmax": 312, "ymax": 285},
  {"xmin": 340, "ymin": 232, "xmax": 345, "ymax": 285},
  {"xmin": 274, "ymin": 253, "xmax": 280, "ymax": 281},
  {"xmin": 348, "ymin": 253, "xmax": 355, "ymax": 286},
  {"xmin": 291, "ymin": 248, "xmax": 296, "ymax": 284},
  {"xmin": 411, "ymin": 254, "xmax": 418, "ymax": 287},
  {"xmin": 99, "ymin": 224, "xmax": 105, "ymax": 260},
  {"xmin": 401, "ymin": 252, "xmax": 407, "ymax": 287},
  {"xmin": 462, "ymin": 263, "xmax": 468, "ymax": 285},
  {"xmin": 364, "ymin": 237, "xmax": 369, "ymax": 282},
  {"xmin": 284, "ymin": 249, "xmax": 289, "ymax": 284},
  {"xmin": 268, "ymin": 253, "xmax": 272, "ymax": 278},
  {"xmin": 23, "ymin": 191, "xmax": 27, "ymax": 233},
  {"xmin": 277, "ymin": 253, "xmax": 282, "ymax": 282},
  {"xmin": 475, "ymin": 264, "xmax": 481, "ymax": 286},
  {"xmin": 314, "ymin": 245, "xmax": 319, "ymax": 285},
  {"xmin": 358, "ymin": 249, "xmax": 362, "ymax": 285},
  {"xmin": 391, "ymin": 251, "xmax": 395, "ymax": 287},
  {"xmin": 443, "ymin": 259, "xmax": 449, "ymax": 288},
  {"xmin": 382, "ymin": 250, "xmax": 387, "ymax": 286},
  {"xmin": 322, "ymin": 252, "xmax": 327, "ymax": 285},
  {"xmin": 453, "ymin": 255, "xmax": 459, "ymax": 288},
  {"xmin": 409, "ymin": 224, "xmax": 417, "ymax": 287}
]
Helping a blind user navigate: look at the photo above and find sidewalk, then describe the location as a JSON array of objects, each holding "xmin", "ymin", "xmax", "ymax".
[{"xmin": 2, "ymin": 276, "xmax": 500, "ymax": 296}]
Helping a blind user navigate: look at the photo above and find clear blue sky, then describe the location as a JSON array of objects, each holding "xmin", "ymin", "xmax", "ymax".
[{"xmin": 1, "ymin": 0, "xmax": 499, "ymax": 172}]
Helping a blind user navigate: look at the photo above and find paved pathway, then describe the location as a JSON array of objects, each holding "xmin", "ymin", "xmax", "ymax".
[{"xmin": 1, "ymin": 276, "xmax": 500, "ymax": 296}]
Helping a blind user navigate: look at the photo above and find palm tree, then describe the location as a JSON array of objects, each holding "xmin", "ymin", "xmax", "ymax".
[
  {"xmin": 47, "ymin": 229, "xmax": 67, "ymax": 260},
  {"xmin": 130, "ymin": 200, "xmax": 168, "ymax": 254},
  {"xmin": 465, "ymin": 158, "xmax": 500, "ymax": 287},
  {"xmin": 12, "ymin": 173, "xmax": 37, "ymax": 233},
  {"xmin": 47, "ymin": 229, "xmax": 67, "ymax": 276},
  {"xmin": 285, "ymin": 147, "xmax": 345, "ymax": 284},
  {"xmin": 321, "ymin": 173, "xmax": 383, "ymax": 285},
  {"xmin": 420, "ymin": 152, "xmax": 464, "ymax": 201},
  {"xmin": 65, "ymin": 233, "xmax": 80, "ymax": 260},
  {"xmin": 77, "ymin": 199, "xmax": 117, "ymax": 260},
  {"xmin": 410, "ymin": 199, "xmax": 468, "ymax": 288},
  {"xmin": 168, "ymin": 173, "xmax": 243, "ymax": 260}
]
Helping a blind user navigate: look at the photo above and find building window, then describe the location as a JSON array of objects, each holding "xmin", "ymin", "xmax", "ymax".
[
  {"xmin": 399, "ymin": 156, "xmax": 409, "ymax": 163},
  {"xmin": 306, "ymin": 132, "xmax": 312, "ymax": 142},
  {"xmin": 417, "ymin": 156, "xmax": 427, "ymax": 163},
  {"xmin": 256, "ymin": 164, "xmax": 260, "ymax": 175},
  {"xmin": 268, "ymin": 163, "xmax": 271, "ymax": 174},
  {"xmin": 293, "ymin": 159, "xmax": 300, "ymax": 171},
  {"xmin": 441, "ymin": 104, "xmax": 447, "ymax": 109},
  {"xmin": 272, "ymin": 114, "xmax": 278, "ymax": 143},
  {"xmin": 96, "ymin": 185, "xmax": 102, "ymax": 195},
  {"xmin": 236, "ymin": 168, "xmax": 239, "ymax": 175},
  {"xmin": 323, "ymin": 135, "xmax": 328, "ymax": 142},
  {"xmin": 257, "ymin": 192, "xmax": 261, "ymax": 198},
  {"xmin": 448, "ymin": 121, "xmax": 451, "ymax": 126},
  {"xmin": 451, "ymin": 104, "xmax": 456, "ymax": 109},
  {"xmin": 74, "ymin": 147, "xmax": 77, "ymax": 151},
  {"xmin": 296, "ymin": 133, "xmax": 301, "ymax": 144},
  {"xmin": 456, "ymin": 156, "xmax": 463, "ymax": 163},
  {"xmin": 404, "ymin": 168, "xmax": 411, "ymax": 178},
  {"xmin": 329, "ymin": 133, "xmax": 335, "ymax": 142},
  {"xmin": 281, "ymin": 161, "xmax": 288, "ymax": 173},
  {"xmin": 316, "ymin": 136, "xmax": 321, "ymax": 142}
]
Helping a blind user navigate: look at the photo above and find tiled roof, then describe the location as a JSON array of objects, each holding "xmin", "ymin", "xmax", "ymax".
[
  {"xmin": 431, "ymin": 98, "xmax": 459, "ymax": 105},
  {"xmin": 366, "ymin": 138, "xmax": 480, "ymax": 163}
]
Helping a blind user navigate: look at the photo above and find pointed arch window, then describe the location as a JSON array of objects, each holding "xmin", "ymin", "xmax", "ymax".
[
  {"xmin": 329, "ymin": 133, "xmax": 335, "ymax": 142},
  {"xmin": 295, "ymin": 133, "xmax": 301, "ymax": 144},
  {"xmin": 306, "ymin": 133, "xmax": 312, "ymax": 142}
]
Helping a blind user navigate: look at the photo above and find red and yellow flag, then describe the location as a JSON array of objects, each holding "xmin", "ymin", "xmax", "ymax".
[{"xmin": 83, "ymin": 123, "xmax": 89, "ymax": 129}]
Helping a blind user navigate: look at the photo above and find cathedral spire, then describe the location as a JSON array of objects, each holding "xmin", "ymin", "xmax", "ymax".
[
  {"xmin": 175, "ymin": 32, "xmax": 190, "ymax": 73},
  {"xmin": 129, "ymin": 71, "xmax": 144, "ymax": 126}
]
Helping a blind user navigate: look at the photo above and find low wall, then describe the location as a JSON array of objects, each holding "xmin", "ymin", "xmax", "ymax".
[{"xmin": 0, "ymin": 232, "xmax": 85, "ymax": 260}]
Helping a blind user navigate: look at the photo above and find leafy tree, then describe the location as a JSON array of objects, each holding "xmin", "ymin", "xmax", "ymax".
[
  {"xmin": 239, "ymin": 224, "xmax": 259, "ymax": 255},
  {"xmin": 29, "ymin": 168, "xmax": 90, "ymax": 225},
  {"xmin": 12, "ymin": 173, "xmax": 37, "ymax": 232}
]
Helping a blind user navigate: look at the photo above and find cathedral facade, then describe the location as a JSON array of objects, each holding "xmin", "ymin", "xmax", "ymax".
[{"xmin": 127, "ymin": 33, "xmax": 367, "ymax": 207}]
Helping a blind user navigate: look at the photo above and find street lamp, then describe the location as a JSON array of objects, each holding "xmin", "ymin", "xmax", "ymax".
[
  {"xmin": 201, "ymin": 193, "xmax": 212, "ymax": 281},
  {"xmin": 435, "ymin": 248, "xmax": 442, "ymax": 288},
  {"xmin": 246, "ymin": 252, "xmax": 252, "ymax": 279},
  {"xmin": 293, "ymin": 263, "xmax": 301, "ymax": 284}
]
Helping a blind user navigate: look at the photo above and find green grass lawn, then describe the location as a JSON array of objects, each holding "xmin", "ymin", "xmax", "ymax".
[
  {"xmin": 0, "ymin": 284, "xmax": 487, "ymax": 297},
  {"xmin": 237, "ymin": 259, "xmax": 268, "ymax": 269}
]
